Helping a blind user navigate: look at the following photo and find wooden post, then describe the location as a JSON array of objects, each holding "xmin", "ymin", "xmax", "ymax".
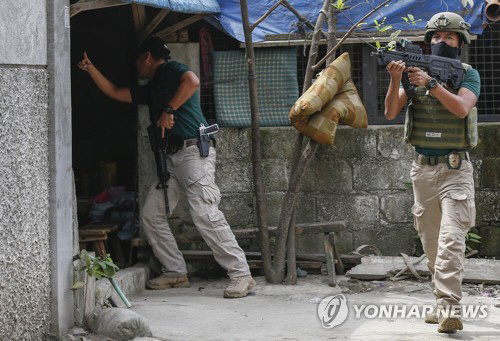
[
  {"xmin": 324, "ymin": 234, "xmax": 337, "ymax": 286},
  {"xmin": 362, "ymin": 44, "xmax": 379, "ymax": 117},
  {"xmin": 240, "ymin": 0, "xmax": 273, "ymax": 281}
]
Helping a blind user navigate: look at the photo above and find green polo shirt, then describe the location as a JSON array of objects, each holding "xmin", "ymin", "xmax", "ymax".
[{"xmin": 131, "ymin": 61, "xmax": 207, "ymax": 139}]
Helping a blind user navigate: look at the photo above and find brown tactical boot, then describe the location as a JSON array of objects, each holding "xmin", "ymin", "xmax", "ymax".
[
  {"xmin": 146, "ymin": 274, "xmax": 190, "ymax": 290},
  {"xmin": 223, "ymin": 275, "xmax": 256, "ymax": 298},
  {"xmin": 437, "ymin": 306, "xmax": 463, "ymax": 333},
  {"xmin": 425, "ymin": 306, "xmax": 438, "ymax": 324}
]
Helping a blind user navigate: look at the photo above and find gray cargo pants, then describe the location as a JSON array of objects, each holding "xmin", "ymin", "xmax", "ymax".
[{"xmin": 141, "ymin": 143, "xmax": 251, "ymax": 278}]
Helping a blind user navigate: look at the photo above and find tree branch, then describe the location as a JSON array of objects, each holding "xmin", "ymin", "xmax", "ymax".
[{"xmin": 313, "ymin": 0, "xmax": 392, "ymax": 70}]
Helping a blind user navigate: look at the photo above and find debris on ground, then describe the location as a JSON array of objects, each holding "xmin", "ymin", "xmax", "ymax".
[{"xmin": 347, "ymin": 256, "xmax": 500, "ymax": 284}]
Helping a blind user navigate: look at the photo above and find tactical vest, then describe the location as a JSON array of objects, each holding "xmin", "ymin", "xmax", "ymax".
[{"xmin": 404, "ymin": 63, "xmax": 478, "ymax": 149}]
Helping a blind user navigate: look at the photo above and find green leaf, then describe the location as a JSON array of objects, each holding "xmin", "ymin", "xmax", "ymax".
[
  {"xmin": 403, "ymin": 181, "xmax": 413, "ymax": 189},
  {"xmin": 374, "ymin": 19, "xmax": 379, "ymax": 26},
  {"xmin": 391, "ymin": 30, "xmax": 402, "ymax": 40},
  {"xmin": 402, "ymin": 17, "xmax": 408, "ymax": 22},
  {"xmin": 468, "ymin": 233, "xmax": 481, "ymax": 239},
  {"xmin": 468, "ymin": 239, "xmax": 481, "ymax": 244},
  {"xmin": 103, "ymin": 267, "xmax": 116, "ymax": 278},
  {"xmin": 408, "ymin": 14, "xmax": 415, "ymax": 21},
  {"xmin": 376, "ymin": 41, "xmax": 381, "ymax": 49},
  {"xmin": 380, "ymin": 25, "xmax": 393, "ymax": 32}
]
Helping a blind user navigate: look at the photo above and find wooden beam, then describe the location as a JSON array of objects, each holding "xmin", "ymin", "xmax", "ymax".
[
  {"xmin": 131, "ymin": 4, "xmax": 147, "ymax": 34},
  {"xmin": 295, "ymin": 220, "xmax": 348, "ymax": 235},
  {"xmin": 154, "ymin": 14, "xmax": 205, "ymax": 40},
  {"xmin": 70, "ymin": 0, "xmax": 128, "ymax": 17},
  {"xmin": 138, "ymin": 9, "xmax": 171, "ymax": 45}
]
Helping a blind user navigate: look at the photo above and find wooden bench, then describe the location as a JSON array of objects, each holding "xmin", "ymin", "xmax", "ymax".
[
  {"xmin": 294, "ymin": 221, "xmax": 348, "ymax": 286},
  {"xmin": 79, "ymin": 223, "xmax": 119, "ymax": 258}
]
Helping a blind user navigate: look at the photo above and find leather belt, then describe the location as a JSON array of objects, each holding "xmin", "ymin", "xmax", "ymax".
[
  {"xmin": 415, "ymin": 151, "xmax": 469, "ymax": 166},
  {"xmin": 183, "ymin": 138, "xmax": 199, "ymax": 148},
  {"xmin": 182, "ymin": 138, "xmax": 214, "ymax": 149}
]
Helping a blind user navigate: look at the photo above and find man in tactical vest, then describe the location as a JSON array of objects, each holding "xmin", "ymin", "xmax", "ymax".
[
  {"xmin": 78, "ymin": 37, "xmax": 256, "ymax": 298},
  {"xmin": 384, "ymin": 12, "xmax": 480, "ymax": 333}
]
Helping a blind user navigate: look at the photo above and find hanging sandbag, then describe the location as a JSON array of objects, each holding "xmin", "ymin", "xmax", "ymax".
[
  {"xmin": 331, "ymin": 79, "xmax": 368, "ymax": 129},
  {"xmin": 292, "ymin": 105, "xmax": 340, "ymax": 145},
  {"xmin": 289, "ymin": 52, "xmax": 351, "ymax": 123},
  {"xmin": 292, "ymin": 79, "xmax": 367, "ymax": 145}
]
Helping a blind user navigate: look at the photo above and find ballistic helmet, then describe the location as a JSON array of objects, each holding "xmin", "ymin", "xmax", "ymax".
[{"xmin": 424, "ymin": 12, "xmax": 471, "ymax": 44}]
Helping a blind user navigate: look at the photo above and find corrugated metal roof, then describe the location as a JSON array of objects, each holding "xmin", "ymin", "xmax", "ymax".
[{"xmin": 121, "ymin": 0, "xmax": 220, "ymax": 14}]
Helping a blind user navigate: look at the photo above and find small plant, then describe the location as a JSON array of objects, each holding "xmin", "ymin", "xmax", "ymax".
[
  {"xmin": 79, "ymin": 249, "xmax": 131, "ymax": 308},
  {"xmin": 465, "ymin": 229, "xmax": 481, "ymax": 254},
  {"xmin": 80, "ymin": 249, "xmax": 119, "ymax": 280}
]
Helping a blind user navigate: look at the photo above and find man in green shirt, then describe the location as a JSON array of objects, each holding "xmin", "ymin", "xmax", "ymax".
[
  {"xmin": 384, "ymin": 12, "xmax": 480, "ymax": 333},
  {"xmin": 78, "ymin": 37, "xmax": 255, "ymax": 298}
]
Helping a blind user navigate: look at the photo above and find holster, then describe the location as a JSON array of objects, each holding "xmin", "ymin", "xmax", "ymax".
[{"xmin": 198, "ymin": 134, "xmax": 210, "ymax": 157}]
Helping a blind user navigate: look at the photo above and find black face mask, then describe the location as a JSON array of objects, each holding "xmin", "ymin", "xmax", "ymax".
[{"xmin": 431, "ymin": 41, "xmax": 460, "ymax": 59}]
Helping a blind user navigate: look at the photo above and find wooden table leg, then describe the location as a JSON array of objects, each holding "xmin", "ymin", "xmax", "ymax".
[
  {"xmin": 95, "ymin": 240, "xmax": 107, "ymax": 258},
  {"xmin": 328, "ymin": 232, "xmax": 345, "ymax": 275},
  {"xmin": 324, "ymin": 233, "xmax": 337, "ymax": 287}
]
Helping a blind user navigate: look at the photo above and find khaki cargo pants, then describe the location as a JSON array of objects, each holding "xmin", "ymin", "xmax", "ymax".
[
  {"xmin": 410, "ymin": 159, "xmax": 476, "ymax": 306},
  {"xmin": 141, "ymin": 144, "xmax": 251, "ymax": 278}
]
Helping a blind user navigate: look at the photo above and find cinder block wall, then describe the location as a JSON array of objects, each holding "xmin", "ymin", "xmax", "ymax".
[{"xmin": 212, "ymin": 124, "xmax": 500, "ymax": 257}]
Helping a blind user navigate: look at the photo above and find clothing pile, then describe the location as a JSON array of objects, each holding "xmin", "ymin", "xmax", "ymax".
[{"xmin": 88, "ymin": 186, "xmax": 138, "ymax": 240}]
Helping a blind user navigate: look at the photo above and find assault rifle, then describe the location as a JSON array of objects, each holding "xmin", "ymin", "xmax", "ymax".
[
  {"xmin": 371, "ymin": 40, "xmax": 464, "ymax": 97},
  {"xmin": 147, "ymin": 122, "xmax": 170, "ymax": 215}
]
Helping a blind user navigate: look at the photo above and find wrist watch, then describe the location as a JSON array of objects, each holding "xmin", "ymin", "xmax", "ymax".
[
  {"xmin": 163, "ymin": 105, "xmax": 174, "ymax": 114},
  {"xmin": 426, "ymin": 78, "xmax": 438, "ymax": 90}
]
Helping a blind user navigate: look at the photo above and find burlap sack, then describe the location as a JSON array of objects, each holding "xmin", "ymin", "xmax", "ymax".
[
  {"xmin": 292, "ymin": 107, "xmax": 340, "ymax": 145},
  {"xmin": 293, "ymin": 79, "xmax": 367, "ymax": 145},
  {"xmin": 289, "ymin": 52, "xmax": 351, "ymax": 123},
  {"xmin": 331, "ymin": 79, "xmax": 367, "ymax": 129}
]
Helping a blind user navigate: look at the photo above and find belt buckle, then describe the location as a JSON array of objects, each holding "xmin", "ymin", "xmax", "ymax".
[
  {"xmin": 446, "ymin": 152, "xmax": 462, "ymax": 169},
  {"xmin": 427, "ymin": 156, "xmax": 438, "ymax": 166}
]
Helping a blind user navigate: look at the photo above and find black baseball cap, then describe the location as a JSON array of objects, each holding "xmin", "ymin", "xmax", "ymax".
[{"xmin": 137, "ymin": 37, "xmax": 171, "ymax": 61}]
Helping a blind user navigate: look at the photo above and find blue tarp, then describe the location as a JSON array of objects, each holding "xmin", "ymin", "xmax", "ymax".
[
  {"xmin": 212, "ymin": 0, "xmax": 486, "ymax": 42},
  {"xmin": 121, "ymin": 0, "xmax": 220, "ymax": 14}
]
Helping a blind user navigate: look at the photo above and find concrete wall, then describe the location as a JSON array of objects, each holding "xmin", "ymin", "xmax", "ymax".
[
  {"xmin": 0, "ymin": 0, "xmax": 51, "ymax": 339},
  {"xmin": 158, "ymin": 124, "xmax": 500, "ymax": 258}
]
